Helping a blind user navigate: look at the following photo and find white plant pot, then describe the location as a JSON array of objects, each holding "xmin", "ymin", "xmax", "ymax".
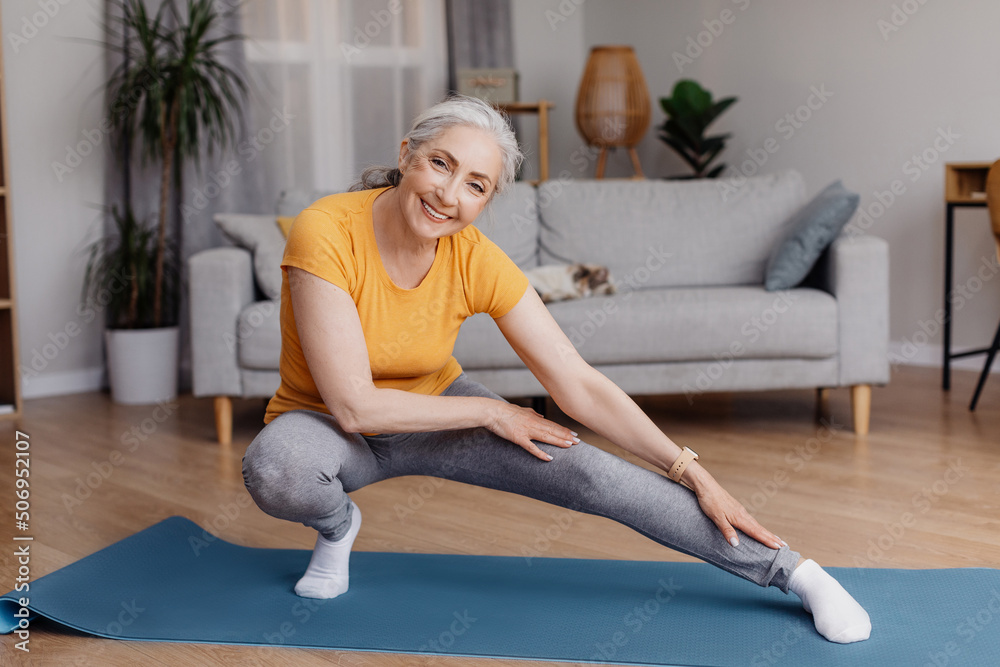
[{"xmin": 104, "ymin": 326, "xmax": 179, "ymax": 405}]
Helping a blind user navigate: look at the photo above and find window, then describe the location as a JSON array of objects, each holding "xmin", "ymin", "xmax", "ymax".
[{"xmin": 239, "ymin": 0, "xmax": 447, "ymax": 196}]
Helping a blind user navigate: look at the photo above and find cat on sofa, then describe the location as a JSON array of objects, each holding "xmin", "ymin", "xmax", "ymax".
[{"xmin": 524, "ymin": 263, "xmax": 616, "ymax": 303}]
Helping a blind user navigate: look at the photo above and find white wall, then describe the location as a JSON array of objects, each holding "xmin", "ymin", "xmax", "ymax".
[
  {"xmin": 3, "ymin": 0, "xmax": 109, "ymax": 398},
  {"xmin": 516, "ymin": 0, "xmax": 1000, "ymax": 372}
]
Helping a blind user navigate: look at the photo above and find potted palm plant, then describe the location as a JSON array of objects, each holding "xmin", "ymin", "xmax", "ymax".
[{"xmin": 89, "ymin": 0, "xmax": 248, "ymax": 404}]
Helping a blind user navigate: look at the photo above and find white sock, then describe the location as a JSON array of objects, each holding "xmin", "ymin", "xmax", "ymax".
[
  {"xmin": 787, "ymin": 559, "xmax": 871, "ymax": 643},
  {"xmin": 294, "ymin": 502, "xmax": 362, "ymax": 599}
]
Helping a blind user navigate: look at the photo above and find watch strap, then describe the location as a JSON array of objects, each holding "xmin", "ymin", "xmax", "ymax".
[{"xmin": 667, "ymin": 447, "xmax": 698, "ymax": 483}]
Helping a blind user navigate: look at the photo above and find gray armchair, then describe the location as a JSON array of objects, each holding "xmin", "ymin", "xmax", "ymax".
[{"xmin": 189, "ymin": 245, "xmax": 281, "ymax": 444}]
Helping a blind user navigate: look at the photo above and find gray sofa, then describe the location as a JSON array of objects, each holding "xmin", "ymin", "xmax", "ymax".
[{"xmin": 189, "ymin": 170, "xmax": 889, "ymax": 444}]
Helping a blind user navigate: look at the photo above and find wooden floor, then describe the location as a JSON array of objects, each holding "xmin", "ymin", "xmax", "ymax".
[{"xmin": 1, "ymin": 365, "xmax": 998, "ymax": 666}]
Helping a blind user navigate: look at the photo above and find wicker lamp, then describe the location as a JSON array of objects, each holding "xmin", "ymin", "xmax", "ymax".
[{"xmin": 574, "ymin": 45, "xmax": 651, "ymax": 178}]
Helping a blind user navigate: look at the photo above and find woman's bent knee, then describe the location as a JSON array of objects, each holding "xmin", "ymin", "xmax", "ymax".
[
  {"xmin": 241, "ymin": 413, "xmax": 314, "ymax": 512},
  {"xmin": 242, "ymin": 432, "xmax": 287, "ymax": 513}
]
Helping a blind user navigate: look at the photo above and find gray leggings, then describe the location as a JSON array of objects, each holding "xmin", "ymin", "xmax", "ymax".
[{"xmin": 243, "ymin": 371, "xmax": 801, "ymax": 592}]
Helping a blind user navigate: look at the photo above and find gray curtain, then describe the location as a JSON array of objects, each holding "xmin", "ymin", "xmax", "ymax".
[
  {"xmin": 445, "ymin": 0, "xmax": 515, "ymax": 93},
  {"xmin": 103, "ymin": 0, "xmax": 267, "ymax": 394}
]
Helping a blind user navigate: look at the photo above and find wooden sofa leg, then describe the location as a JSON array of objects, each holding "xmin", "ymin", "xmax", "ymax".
[
  {"xmin": 850, "ymin": 385, "xmax": 871, "ymax": 436},
  {"xmin": 214, "ymin": 396, "xmax": 233, "ymax": 445}
]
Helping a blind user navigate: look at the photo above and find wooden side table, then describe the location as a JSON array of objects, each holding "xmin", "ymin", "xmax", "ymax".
[
  {"xmin": 495, "ymin": 101, "xmax": 553, "ymax": 183},
  {"xmin": 942, "ymin": 162, "xmax": 994, "ymax": 389}
]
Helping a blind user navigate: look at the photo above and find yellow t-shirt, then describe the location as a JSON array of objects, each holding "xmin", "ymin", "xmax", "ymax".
[{"xmin": 263, "ymin": 186, "xmax": 530, "ymax": 433}]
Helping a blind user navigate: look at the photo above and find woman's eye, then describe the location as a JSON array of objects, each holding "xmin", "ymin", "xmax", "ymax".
[
  {"xmin": 470, "ymin": 182, "xmax": 485, "ymax": 193},
  {"xmin": 432, "ymin": 157, "xmax": 447, "ymax": 168}
]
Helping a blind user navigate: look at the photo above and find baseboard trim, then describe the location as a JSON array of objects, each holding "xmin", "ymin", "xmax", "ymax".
[
  {"xmin": 21, "ymin": 366, "xmax": 106, "ymax": 399},
  {"xmin": 889, "ymin": 341, "xmax": 999, "ymax": 374}
]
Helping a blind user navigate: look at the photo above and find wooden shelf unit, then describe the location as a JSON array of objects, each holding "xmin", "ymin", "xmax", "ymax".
[
  {"xmin": 0, "ymin": 12, "xmax": 23, "ymax": 420},
  {"xmin": 945, "ymin": 161, "xmax": 993, "ymax": 204},
  {"xmin": 940, "ymin": 161, "xmax": 994, "ymax": 390}
]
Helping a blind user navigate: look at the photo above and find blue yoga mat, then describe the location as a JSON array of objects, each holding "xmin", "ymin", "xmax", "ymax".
[{"xmin": 2, "ymin": 516, "xmax": 998, "ymax": 665}]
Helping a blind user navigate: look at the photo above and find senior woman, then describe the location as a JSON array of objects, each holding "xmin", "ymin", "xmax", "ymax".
[{"xmin": 242, "ymin": 94, "xmax": 871, "ymax": 644}]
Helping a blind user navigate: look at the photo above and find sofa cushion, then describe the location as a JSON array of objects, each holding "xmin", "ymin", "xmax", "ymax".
[
  {"xmin": 473, "ymin": 181, "xmax": 539, "ymax": 270},
  {"xmin": 452, "ymin": 285, "xmax": 838, "ymax": 370},
  {"xmin": 764, "ymin": 180, "xmax": 860, "ymax": 291},
  {"xmin": 537, "ymin": 171, "xmax": 807, "ymax": 289},
  {"xmin": 214, "ymin": 214, "xmax": 286, "ymax": 300},
  {"xmin": 453, "ymin": 312, "xmax": 522, "ymax": 369},
  {"xmin": 237, "ymin": 300, "xmax": 282, "ymax": 370}
]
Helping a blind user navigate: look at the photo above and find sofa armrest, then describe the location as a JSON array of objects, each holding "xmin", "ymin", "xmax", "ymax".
[
  {"xmin": 816, "ymin": 234, "xmax": 890, "ymax": 386},
  {"xmin": 189, "ymin": 247, "xmax": 256, "ymax": 397}
]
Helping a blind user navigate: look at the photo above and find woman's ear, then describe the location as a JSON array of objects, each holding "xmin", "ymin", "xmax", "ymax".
[{"xmin": 397, "ymin": 139, "xmax": 410, "ymax": 173}]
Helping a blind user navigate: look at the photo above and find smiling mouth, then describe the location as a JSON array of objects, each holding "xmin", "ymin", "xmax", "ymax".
[{"xmin": 421, "ymin": 199, "xmax": 451, "ymax": 221}]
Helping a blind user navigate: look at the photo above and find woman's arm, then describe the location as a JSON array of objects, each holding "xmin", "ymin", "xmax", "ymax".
[
  {"xmin": 494, "ymin": 285, "xmax": 785, "ymax": 549},
  {"xmin": 288, "ymin": 267, "xmax": 577, "ymax": 458}
]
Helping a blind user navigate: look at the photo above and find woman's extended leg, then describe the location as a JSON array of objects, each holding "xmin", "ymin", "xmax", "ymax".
[
  {"xmin": 386, "ymin": 372, "xmax": 869, "ymax": 643},
  {"xmin": 389, "ymin": 373, "xmax": 801, "ymax": 591}
]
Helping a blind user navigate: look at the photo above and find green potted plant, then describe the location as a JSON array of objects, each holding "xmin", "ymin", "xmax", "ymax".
[
  {"xmin": 82, "ymin": 204, "xmax": 180, "ymax": 403},
  {"xmin": 657, "ymin": 79, "xmax": 737, "ymax": 179},
  {"xmin": 91, "ymin": 0, "xmax": 248, "ymax": 404}
]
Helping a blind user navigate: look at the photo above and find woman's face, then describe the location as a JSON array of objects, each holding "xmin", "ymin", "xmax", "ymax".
[{"xmin": 394, "ymin": 124, "xmax": 503, "ymax": 242}]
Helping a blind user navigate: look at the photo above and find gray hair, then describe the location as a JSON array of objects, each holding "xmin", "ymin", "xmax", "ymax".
[{"xmin": 349, "ymin": 94, "xmax": 524, "ymax": 199}]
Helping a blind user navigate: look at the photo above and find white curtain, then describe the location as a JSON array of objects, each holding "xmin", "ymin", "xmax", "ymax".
[{"xmin": 238, "ymin": 0, "xmax": 448, "ymax": 202}]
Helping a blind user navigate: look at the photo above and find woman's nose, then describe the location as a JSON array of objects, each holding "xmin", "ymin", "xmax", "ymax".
[{"xmin": 436, "ymin": 176, "xmax": 460, "ymax": 207}]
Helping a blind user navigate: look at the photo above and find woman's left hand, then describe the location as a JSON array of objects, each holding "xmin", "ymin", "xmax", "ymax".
[{"xmin": 690, "ymin": 474, "xmax": 786, "ymax": 550}]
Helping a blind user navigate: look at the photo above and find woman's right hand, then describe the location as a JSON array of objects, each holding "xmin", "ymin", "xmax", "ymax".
[
  {"xmin": 685, "ymin": 466, "xmax": 786, "ymax": 550},
  {"xmin": 485, "ymin": 402, "xmax": 579, "ymax": 461}
]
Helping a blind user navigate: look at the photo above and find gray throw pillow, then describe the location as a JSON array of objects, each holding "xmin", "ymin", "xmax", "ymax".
[
  {"xmin": 764, "ymin": 180, "xmax": 860, "ymax": 291},
  {"xmin": 214, "ymin": 213, "xmax": 286, "ymax": 300}
]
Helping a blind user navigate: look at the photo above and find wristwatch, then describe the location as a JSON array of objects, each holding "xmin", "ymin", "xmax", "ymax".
[{"xmin": 667, "ymin": 446, "xmax": 699, "ymax": 483}]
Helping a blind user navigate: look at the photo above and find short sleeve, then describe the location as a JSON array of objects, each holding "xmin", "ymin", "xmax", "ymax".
[
  {"xmin": 281, "ymin": 207, "xmax": 356, "ymax": 293},
  {"xmin": 470, "ymin": 236, "xmax": 530, "ymax": 319}
]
